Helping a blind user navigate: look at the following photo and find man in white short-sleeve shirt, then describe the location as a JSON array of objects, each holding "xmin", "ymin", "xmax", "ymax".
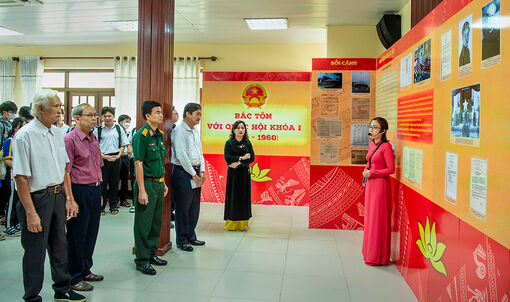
[{"xmin": 13, "ymin": 89, "xmax": 85, "ymax": 302}]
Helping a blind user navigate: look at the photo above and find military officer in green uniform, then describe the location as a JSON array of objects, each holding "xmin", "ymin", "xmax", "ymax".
[{"xmin": 132, "ymin": 100, "xmax": 169, "ymax": 275}]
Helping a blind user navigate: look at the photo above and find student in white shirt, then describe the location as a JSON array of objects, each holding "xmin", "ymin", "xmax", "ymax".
[{"xmin": 93, "ymin": 107, "xmax": 129, "ymax": 215}]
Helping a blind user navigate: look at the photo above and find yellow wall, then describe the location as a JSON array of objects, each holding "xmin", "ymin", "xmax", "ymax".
[
  {"xmin": 0, "ymin": 43, "xmax": 325, "ymax": 105},
  {"xmin": 326, "ymin": 26, "xmax": 386, "ymax": 58},
  {"xmin": 399, "ymin": 1, "xmax": 412, "ymax": 36}
]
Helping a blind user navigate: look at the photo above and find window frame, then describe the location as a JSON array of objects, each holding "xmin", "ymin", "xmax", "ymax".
[{"xmin": 42, "ymin": 69, "xmax": 115, "ymax": 125}]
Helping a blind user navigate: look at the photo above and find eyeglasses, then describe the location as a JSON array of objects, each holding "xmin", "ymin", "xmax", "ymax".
[
  {"xmin": 83, "ymin": 113, "xmax": 99, "ymax": 118},
  {"xmin": 369, "ymin": 126, "xmax": 380, "ymax": 130}
]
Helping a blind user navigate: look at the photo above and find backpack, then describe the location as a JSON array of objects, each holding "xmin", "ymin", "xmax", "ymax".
[
  {"xmin": 98, "ymin": 124, "xmax": 122, "ymax": 148},
  {"xmin": 0, "ymin": 120, "xmax": 10, "ymax": 147}
]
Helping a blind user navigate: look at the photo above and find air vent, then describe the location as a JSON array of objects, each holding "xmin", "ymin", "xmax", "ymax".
[{"xmin": 0, "ymin": 0, "xmax": 43, "ymax": 7}]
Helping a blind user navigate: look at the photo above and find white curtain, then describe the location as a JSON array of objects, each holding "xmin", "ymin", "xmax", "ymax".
[
  {"xmin": 0, "ymin": 58, "xmax": 16, "ymax": 102},
  {"xmin": 19, "ymin": 56, "xmax": 44, "ymax": 106},
  {"xmin": 173, "ymin": 57, "xmax": 200, "ymax": 120},
  {"xmin": 114, "ymin": 56, "xmax": 138, "ymax": 125}
]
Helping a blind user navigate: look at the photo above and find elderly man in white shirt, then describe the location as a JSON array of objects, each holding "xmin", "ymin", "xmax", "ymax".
[
  {"xmin": 13, "ymin": 89, "xmax": 85, "ymax": 302},
  {"xmin": 171, "ymin": 103, "xmax": 206, "ymax": 252}
]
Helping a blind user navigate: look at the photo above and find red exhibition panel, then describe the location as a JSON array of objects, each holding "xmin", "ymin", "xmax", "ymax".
[
  {"xmin": 391, "ymin": 180, "xmax": 510, "ymax": 302},
  {"xmin": 201, "ymin": 154, "xmax": 310, "ymax": 206},
  {"xmin": 397, "ymin": 89, "xmax": 434, "ymax": 144},
  {"xmin": 309, "ymin": 165, "xmax": 365, "ymax": 229}
]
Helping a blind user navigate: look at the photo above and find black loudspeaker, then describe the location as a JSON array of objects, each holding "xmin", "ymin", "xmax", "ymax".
[{"xmin": 376, "ymin": 14, "xmax": 402, "ymax": 49}]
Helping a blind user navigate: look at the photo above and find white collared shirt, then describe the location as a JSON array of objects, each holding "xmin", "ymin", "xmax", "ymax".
[
  {"xmin": 122, "ymin": 128, "xmax": 132, "ymax": 156},
  {"xmin": 13, "ymin": 118, "xmax": 70, "ymax": 192},
  {"xmin": 92, "ymin": 123, "xmax": 129, "ymax": 155},
  {"xmin": 57, "ymin": 123, "xmax": 70, "ymax": 136},
  {"xmin": 171, "ymin": 121, "xmax": 205, "ymax": 177}
]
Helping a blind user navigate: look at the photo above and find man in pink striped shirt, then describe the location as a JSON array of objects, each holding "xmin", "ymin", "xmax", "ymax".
[{"xmin": 64, "ymin": 103, "xmax": 104, "ymax": 292}]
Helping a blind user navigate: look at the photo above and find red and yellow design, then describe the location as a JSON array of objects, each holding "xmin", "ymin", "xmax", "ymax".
[
  {"xmin": 202, "ymin": 72, "xmax": 311, "ymax": 206},
  {"xmin": 241, "ymin": 83, "xmax": 268, "ymax": 109}
]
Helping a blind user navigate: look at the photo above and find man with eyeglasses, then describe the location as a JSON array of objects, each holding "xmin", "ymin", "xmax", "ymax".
[{"xmin": 64, "ymin": 103, "xmax": 104, "ymax": 292}]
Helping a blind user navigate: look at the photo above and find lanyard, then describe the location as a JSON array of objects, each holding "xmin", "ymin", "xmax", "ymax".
[{"xmin": 368, "ymin": 142, "xmax": 385, "ymax": 170}]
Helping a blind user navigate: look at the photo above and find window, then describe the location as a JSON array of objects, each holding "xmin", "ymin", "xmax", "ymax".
[
  {"xmin": 68, "ymin": 72, "xmax": 115, "ymax": 88},
  {"xmin": 42, "ymin": 69, "xmax": 115, "ymax": 125},
  {"xmin": 42, "ymin": 72, "xmax": 65, "ymax": 88}
]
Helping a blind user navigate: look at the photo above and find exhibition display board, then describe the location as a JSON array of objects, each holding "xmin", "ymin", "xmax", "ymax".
[
  {"xmin": 309, "ymin": 58, "xmax": 377, "ymax": 229},
  {"xmin": 374, "ymin": 0, "xmax": 509, "ymax": 300},
  {"xmin": 201, "ymin": 72, "xmax": 310, "ymax": 206}
]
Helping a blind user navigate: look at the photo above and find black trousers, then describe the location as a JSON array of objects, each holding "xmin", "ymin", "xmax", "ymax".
[
  {"xmin": 66, "ymin": 184, "xmax": 101, "ymax": 285},
  {"xmin": 7, "ymin": 178, "xmax": 20, "ymax": 227},
  {"xmin": 17, "ymin": 190, "xmax": 70, "ymax": 302},
  {"xmin": 119, "ymin": 155, "xmax": 131, "ymax": 202},
  {"xmin": 101, "ymin": 157, "xmax": 121, "ymax": 211},
  {"xmin": 172, "ymin": 165, "xmax": 201, "ymax": 246},
  {"xmin": 0, "ymin": 169, "xmax": 11, "ymax": 217}
]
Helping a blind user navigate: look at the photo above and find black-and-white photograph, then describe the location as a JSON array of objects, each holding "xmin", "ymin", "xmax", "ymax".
[
  {"xmin": 458, "ymin": 15, "xmax": 473, "ymax": 67},
  {"xmin": 451, "ymin": 84, "xmax": 480, "ymax": 139},
  {"xmin": 352, "ymin": 71, "xmax": 370, "ymax": 93},
  {"xmin": 317, "ymin": 73, "xmax": 342, "ymax": 89},
  {"xmin": 482, "ymin": 0, "xmax": 500, "ymax": 61},
  {"xmin": 414, "ymin": 39, "xmax": 431, "ymax": 83}
]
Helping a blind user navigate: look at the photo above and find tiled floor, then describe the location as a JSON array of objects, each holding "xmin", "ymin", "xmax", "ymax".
[{"xmin": 0, "ymin": 203, "xmax": 418, "ymax": 302}]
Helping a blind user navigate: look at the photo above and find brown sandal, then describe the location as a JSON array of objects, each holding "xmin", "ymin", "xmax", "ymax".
[
  {"xmin": 70, "ymin": 280, "xmax": 93, "ymax": 291},
  {"xmin": 111, "ymin": 209, "xmax": 119, "ymax": 215},
  {"xmin": 121, "ymin": 201, "xmax": 131, "ymax": 207}
]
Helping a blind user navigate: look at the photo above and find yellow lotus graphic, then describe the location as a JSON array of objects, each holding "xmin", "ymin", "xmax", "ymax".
[
  {"xmin": 416, "ymin": 217, "xmax": 447, "ymax": 276},
  {"xmin": 250, "ymin": 163, "xmax": 272, "ymax": 182}
]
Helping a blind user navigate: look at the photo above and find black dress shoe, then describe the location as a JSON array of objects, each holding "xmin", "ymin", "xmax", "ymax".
[
  {"xmin": 136, "ymin": 263, "xmax": 156, "ymax": 275},
  {"xmin": 54, "ymin": 289, "xmax": 86, "ymax": 302},
  {"xmin": 149, "ymin": 256, "xmax": 168, "ymax": 266},
  {"xmin": 177, "ymin": 243, "xmax": 194, "ymax": 251},
  {"xmin": 189, "ymin": 240, "xmax": 205, "ymax": 246}
]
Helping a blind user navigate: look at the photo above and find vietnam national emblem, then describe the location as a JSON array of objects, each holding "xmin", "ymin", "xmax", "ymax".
[{"xmin": 241, "ymin": 83, "xmax": 268, "ymax": 109}]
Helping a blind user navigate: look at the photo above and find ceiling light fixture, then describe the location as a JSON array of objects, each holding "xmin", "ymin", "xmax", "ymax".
[
  {"xmin": 0, "ymin": 26, "xmax": 23, "ymax": 36},
  {"xmin": 244, "ymin": 18, "xmax": 288, "ymax": 30},
  {"xmin": 108, "ymin": 21, "xmax": 138, "ymax": 32}
]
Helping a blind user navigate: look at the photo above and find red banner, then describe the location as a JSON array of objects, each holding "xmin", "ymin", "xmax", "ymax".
[
  {"xmin": 312, "ymin": 58, "xmax": 376, "ymax": 71},
  {"xmin": 203, "ymin": 72, "xmax": 311, "ymax": 82},
  {"xmin": 397, "ymin": 89, "xmax": 434, "ymax": 144},
  {"xmin": 201, "ymin": 154, "xmax": 310, "ymax": 206}
]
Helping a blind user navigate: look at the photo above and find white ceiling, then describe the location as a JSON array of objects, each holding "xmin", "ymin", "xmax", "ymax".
[{"xmin": 0, "ymin": 0, "xmax": 407, "ymax": 46}]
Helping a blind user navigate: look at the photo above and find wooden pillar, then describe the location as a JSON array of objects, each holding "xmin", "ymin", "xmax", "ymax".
[{"xmin": 136, "ymin": 0, "xmax": 174, "ymax": 255}]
